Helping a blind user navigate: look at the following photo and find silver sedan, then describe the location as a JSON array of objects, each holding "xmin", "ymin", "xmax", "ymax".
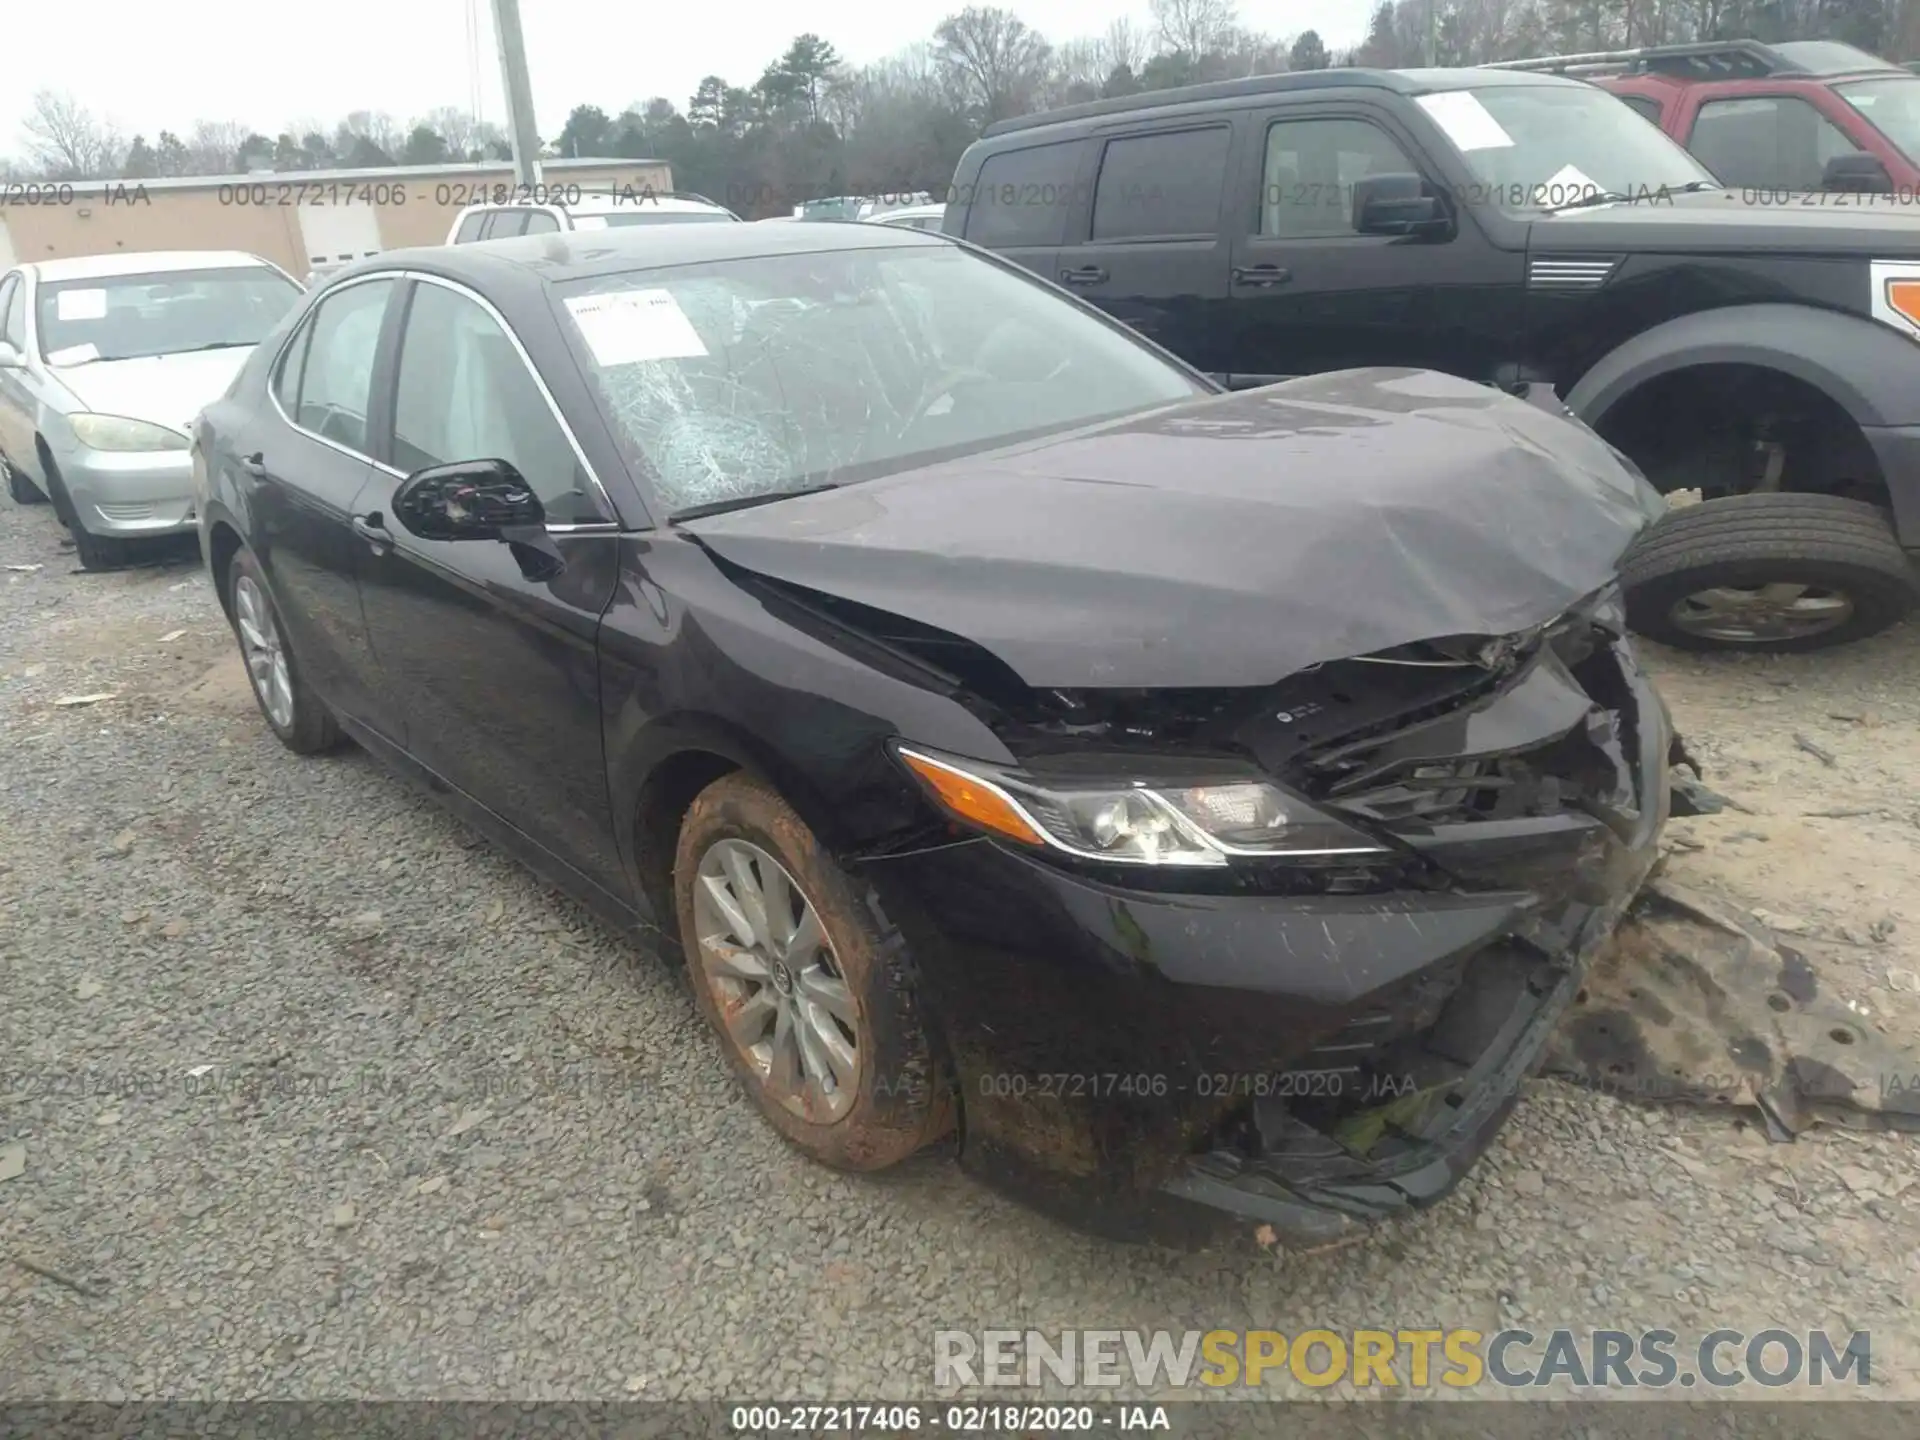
[{"xmin": 0, "ymin": 250, "xmax": 304, "ymax": 569}]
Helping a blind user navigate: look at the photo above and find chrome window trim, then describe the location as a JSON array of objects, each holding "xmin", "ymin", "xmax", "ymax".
[
  {"xmin": 266, "ymin": 268, "xmax": 623, "ymax": 526},
  {"xmin": 266, "ymin": 271, "xmax": 402, "ymax": 475}
]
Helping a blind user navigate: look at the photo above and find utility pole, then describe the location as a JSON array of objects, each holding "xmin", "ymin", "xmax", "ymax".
[
  {"xmin": 490, "ymin": 0, "xmax": 544, "ymax": 188},
  {"xmin": 1425, "ymin": 0, "xmax": 1438, "ymax": 66}
]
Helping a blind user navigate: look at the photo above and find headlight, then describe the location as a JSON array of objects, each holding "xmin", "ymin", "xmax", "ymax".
[
  {"xmin": 69, "ymin": 413, "xmax": 190, "ymax": 453},
  {"xmin": 895, "ymin": 745, "xmax": 1390, "ymax": 867}
]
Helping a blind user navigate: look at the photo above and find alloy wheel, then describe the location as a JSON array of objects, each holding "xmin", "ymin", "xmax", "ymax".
[
  {"xmin": 233, "ymin": 574, "xmax": 295, "ymax": 729},
  {"xmin": 692, "ymin": 838, "xmax": 861, "ymax": 1122},
  {"xmin": 1668, "ymin": 582, "xmax": 1854, "ymax": 644}
]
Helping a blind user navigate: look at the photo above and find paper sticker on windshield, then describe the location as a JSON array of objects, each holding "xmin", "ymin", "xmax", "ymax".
[
  {"xmin": 55, "ymin": 288, "xmax": 108, "ymax": 321},
  {"xmin": 1416, "ymin": 92, "xmax": 1515, "ymax": 151},
  {"xmin": 564, "ymin": 288, "xmax": 707, "ymax": 365},
  {"xmin": 45, "ymin": 342, "xmax": 100, "ymax": 366},
  {"xmin": 1545, "ymin": 164, "xmax": 1602, "ymax": 205}
]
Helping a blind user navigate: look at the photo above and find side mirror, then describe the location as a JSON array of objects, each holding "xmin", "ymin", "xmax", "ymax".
[
  {"xmin": 0, "ymin": 341, "xmax": 21, "ymax": 368},
  {"xmin": 1822, "ymin": 152, "xmax": 1893, "ymax": 194},
  {"xmin": 1352, "ymin": 173, "xmax": 1450, "ymax": 237},
  {"xmin": 392, "ymin": 458, "xmax": 545, "ymax": 542}
]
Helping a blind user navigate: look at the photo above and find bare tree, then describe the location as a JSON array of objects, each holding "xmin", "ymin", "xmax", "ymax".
[
  {"xmin": 419, "ymin": 106, "xmax": 484, "ymax": 161},
  {"xmin": 1098, "ymin": 17, "xmax": 1152, "ymax": 73},
  {"xmin": 1149, "ymin": 0, "xmax": 1240, "ymax": 57},
  {"xmin": 183, "ymin": 120, "xmax": 250, "ymax": 174},
  {"xmin": 336, "ymin": 110, "xmax": 404, "ymax": 156},
  {"xmin": 1050, "ymin": 37, "xmax": 1109, "ymax": 95},
  {"xmin": 933, "ymin": 7, "xmax": 1054, "ymax": 122},
  {"xmin": 20, "ymin": 90, "xmax": 123, "ymax": 179},
  {"xmin": 819, "ymin": 65, "xmax": 868, "ymax": 136}
]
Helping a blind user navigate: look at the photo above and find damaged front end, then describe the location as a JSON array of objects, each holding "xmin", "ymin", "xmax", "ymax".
[
  {"xmin": 1159, "ymin": 591, "xmax": 1670, "ymax": 1243},
  {"xmin": 852, "ymin": 584, "xmax": 1670, "ymax": 1248}
]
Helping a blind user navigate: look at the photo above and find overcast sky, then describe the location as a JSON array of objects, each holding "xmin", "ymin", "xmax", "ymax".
[{"xmin": 11, "ymin": 0, "xmax": 1374, "ymax": 153}]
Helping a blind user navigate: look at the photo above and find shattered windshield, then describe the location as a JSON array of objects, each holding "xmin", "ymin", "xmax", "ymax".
[
  {"xmin": 1837, "ymin": 76, "xmax": 1920, "ymax": 166},
  {"xmin": 553, "ymin": 244, "xmax": 1208, "ymax": 516},
  {"xmin": 1418, "ymin": 84, "xmax": 1717, "ymax": 208}
]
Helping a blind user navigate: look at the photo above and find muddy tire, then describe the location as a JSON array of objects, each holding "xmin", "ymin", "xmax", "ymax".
[
  {"xmin": 1621, "ymin": 493, "xmax": 1918, "ymax": 653},
  {"xmin": 3, "ymin": 453, "xmax": 44, "ymax": 505},
  {"xmin": 674, "ymin": 771, "xmax": 953, "ymax": 1171},
  {"xmin": 224, "ymin": 546, "xmax": 344, "ymax": 755}
]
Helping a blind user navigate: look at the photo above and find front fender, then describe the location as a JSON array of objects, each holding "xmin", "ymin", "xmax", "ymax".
[
  {"xmin": 1565, "ymin": 303, "xmax": 1920, "ymax": 545},
  {"xmin": 1565, "ymin": 303, "xmax": 1920, "ymax": 430}
]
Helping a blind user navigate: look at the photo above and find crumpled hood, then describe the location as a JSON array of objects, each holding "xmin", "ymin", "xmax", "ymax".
[
  {"xmin": 53, "ymin": 348, "xmax": 254, "ymax": 435},
  {"xmin": 682, "ymin": 368, "xmax": 1665, "ymax": 689}
]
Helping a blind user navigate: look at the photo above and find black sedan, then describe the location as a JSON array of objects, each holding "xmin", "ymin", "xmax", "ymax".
[{"xmin": 193, "ymin": 221, "xmax": 1675, "ymax": 1247}]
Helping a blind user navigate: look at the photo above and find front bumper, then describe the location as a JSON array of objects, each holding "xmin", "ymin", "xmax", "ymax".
[
  {"xmin": 55, "ymin": 442, "xmax": 196, "ymax": 537},
  {"xmin": 863, "ymin": 624, "xmax": 1670, "ymax": 1247},
  {"xmin": 1863, "ymin": 424, "xmax": 1920, "ymax": 552}
]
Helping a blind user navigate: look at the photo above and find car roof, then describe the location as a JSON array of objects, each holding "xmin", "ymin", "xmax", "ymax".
[
  {"xmin": 977, "ymin": 65, "xmax": 1579, "ymax": 140},
  {"xmin": 26, "ymin": 250, "xmax": 280, "ymax": 282},
  {"xmin": 567, "ymin": 193, "xmax": 731, "ymax": 215},
  {"xmin": 342, "ymin": 218, "xmax": 946, "ymax": 289},
  {"xmin": 459, "ymin": 193, "xmax": 733, "ymax": 217}
]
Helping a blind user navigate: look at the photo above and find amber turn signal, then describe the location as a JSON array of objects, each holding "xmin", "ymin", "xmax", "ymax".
[
  {"xmin": 1886, "ymin": 278, "xmax": 1920, "ymax": 329},
  {"xmin": 897, "ymin": 748, "xmax": 1048, "ymax": 846}
]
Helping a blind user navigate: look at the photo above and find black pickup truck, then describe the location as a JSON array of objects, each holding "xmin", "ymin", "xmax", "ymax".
[{"xmin": 944, "ymin": 66, "xmax": 1920, "ymax": 653}]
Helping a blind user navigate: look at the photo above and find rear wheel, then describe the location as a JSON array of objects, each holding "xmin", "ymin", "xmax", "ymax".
[
  {"xmin": 1621, "ymin": 493, "xmax": 1918, "ymax": 652},
  {"xmin": 225, "ymin": 547, "xmax": 344, "ymax": 754},
  {"xmin": 673, "ymin": 772, "xmax": 953, "ymax": 1171}
]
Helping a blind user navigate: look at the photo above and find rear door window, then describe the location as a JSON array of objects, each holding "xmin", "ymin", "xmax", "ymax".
[
  {"xmin": 964, "ymin": 142, "xmax": 1083, "ymax": 247},
  {"xmin": 479, "ymin": 210, "xmax": 530, "ymax": 240},
  {"xmin": 453, "ymin": 211, "xmax": 489, "ymax": 242},
  {"xmin": 1090, "ymin": 127, "xmax": 1231, "ymax": 242}
]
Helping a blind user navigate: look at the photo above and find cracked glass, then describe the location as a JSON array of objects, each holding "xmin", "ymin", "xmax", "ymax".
[{"xmin": 551, "ymin": 244, "xmax": 1207, "ymax": 517}]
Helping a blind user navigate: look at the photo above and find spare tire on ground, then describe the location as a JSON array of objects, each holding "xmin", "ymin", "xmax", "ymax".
[{"xmin": 1620, "ymin": 492, "xmax": 1919, "ymax": 653}]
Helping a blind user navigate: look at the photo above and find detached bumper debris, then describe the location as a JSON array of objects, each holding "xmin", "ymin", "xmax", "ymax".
[{"xmin": 1542, "ymin": 879, "xmax": 1920, "ymax": 1139}]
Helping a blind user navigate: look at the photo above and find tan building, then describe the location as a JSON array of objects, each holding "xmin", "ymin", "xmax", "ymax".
[{"xmin": 0, "ymin": 157, "xmax": 674, "ymax": 278}]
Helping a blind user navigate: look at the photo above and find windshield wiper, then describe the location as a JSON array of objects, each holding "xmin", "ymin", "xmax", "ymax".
[
  {"xmin": 1548, "ymin": 189, "xmax": 1635, "ymax": 212},
  {"xmin": 671, "ymin": 482, "xmax": 841, "ymax": 522},
  {"xmin": 1550, "ymin": 179, "xmax": 1716, "ymax": 213}
]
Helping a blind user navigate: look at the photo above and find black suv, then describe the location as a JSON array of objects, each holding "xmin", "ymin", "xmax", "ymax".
[{"xmin": 945, "ymin": 66, "xmax": 1920, "ymax": 653}]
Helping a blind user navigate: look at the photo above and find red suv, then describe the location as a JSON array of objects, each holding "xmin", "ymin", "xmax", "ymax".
[{"xmin": 1489, "ymin": 40, "xmax": 1920, "ymax": 196}]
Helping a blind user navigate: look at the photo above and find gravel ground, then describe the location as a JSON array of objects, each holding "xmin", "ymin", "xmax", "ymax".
[{"xmin": 2, "ymin": 498, "xmax": 1916, "ymax": 1404}]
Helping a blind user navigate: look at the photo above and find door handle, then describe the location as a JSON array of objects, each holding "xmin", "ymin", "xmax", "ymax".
[
  {"xmin": 351, "ymin": 512, "xmax": 393, "ymax": 554},
  {"xmin": 1232, "ymin": 265, "xmax": 1292, "ymax": 287},
  {"xmin": 240, "ymin": 451, "xmax": 268, "ymax": 478},
  {"xmin": 1059, "ymin": 265, "xmax": 1108, "ymax": 285}
]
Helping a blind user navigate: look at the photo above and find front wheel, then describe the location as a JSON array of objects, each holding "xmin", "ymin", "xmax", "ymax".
[
  {"xmin": 673, "ymin": 772, "xmax": 953, "ymax": 1171},
  {"xmin": 1621, "ymin": 493, "xmax": 1919, "ymax": 652},
  {"xmin": 40, "ymin": 456, "xmax": 130, "ymax": 571},
  {"xmin": 3, "ymin": 453, "xmax": 44, "ymax": 505}
]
